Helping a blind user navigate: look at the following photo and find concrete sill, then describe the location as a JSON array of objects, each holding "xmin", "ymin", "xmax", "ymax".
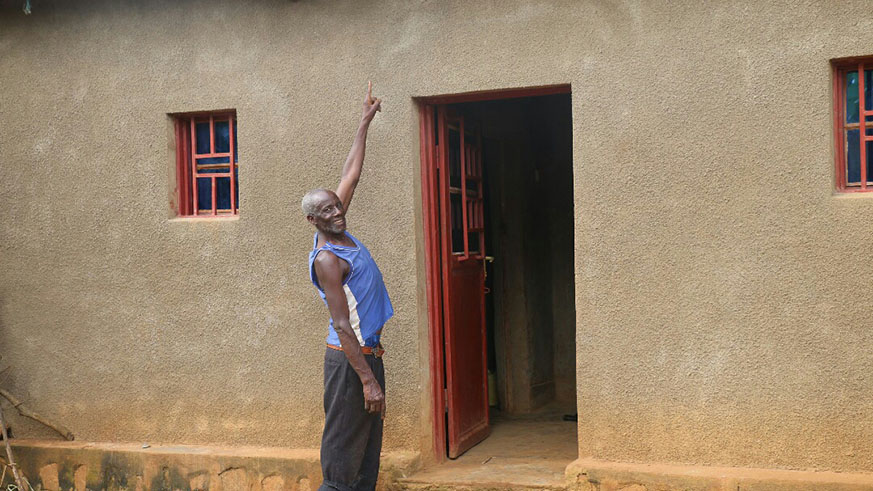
[
  {"xmin": 168, "ymin": 215, "xmax": 240, "ymax": 223},
  {"xmin": 567, "ymin": 457, "xmax": 873, "ymax": 491},
  {"xmin": 832, "ymin": 191, "xmax": 873, "ymax": 199}
]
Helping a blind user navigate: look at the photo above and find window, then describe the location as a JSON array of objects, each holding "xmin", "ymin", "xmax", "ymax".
[
  {"xmin": 444, "ymin": 118, "xmax": 484, "ymax": 259},
  {"xmin": 173, "ymin": 112, "xmax": 239, "ymax": 215},
  {"xmin": 834, "ymin": 59, "xmax": 873, "ymax": 192}
]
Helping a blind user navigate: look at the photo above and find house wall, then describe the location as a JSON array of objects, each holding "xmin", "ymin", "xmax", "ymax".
[{"xmin": 2, "ymin": 0, "xmax": 873, "ymax": 473}]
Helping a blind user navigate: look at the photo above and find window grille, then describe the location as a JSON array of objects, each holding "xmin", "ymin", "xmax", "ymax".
[
  {"xmin": 834, "ymin": 59, "xmax": 873, "ymax": 192},
  {"xmin": 173, "ymin": 112, "xmax": 239, "ymax": 215}
]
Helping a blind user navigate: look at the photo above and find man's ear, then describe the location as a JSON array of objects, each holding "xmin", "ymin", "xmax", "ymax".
[{"xmin": 306, "ymin": 215, "xmax": 316, "ymax": 225}]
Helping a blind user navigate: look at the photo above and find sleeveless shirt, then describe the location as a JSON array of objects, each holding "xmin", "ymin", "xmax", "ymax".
[{"xmin": 309, "ymin": 231, "xmax": 394, "ymax": 348}]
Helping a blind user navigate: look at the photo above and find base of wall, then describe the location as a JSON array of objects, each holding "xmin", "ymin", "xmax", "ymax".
[
  {"xmin": 7, "ymin": 440, "xmax": 420, "ymax": 491},
  {"xmin": 13, "ymin": 441, "xmax": 873, "ymax": 491},
  {"xmin": 566, "ymin": 457, "xmax": 873, "ymax": 491}
]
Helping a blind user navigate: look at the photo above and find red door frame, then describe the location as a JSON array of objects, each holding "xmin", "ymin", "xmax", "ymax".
[{"xmin": 416, "ymin": 84, "xmax": 571, "ymax": 461}]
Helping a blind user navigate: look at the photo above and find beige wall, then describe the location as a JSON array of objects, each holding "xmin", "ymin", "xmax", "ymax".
[
  {"xmin": 570, "ymin": 1, "xmax": 873, "ymax": 473},
  {"xmin": 2, "ymin": 0, "xmax": 873, "ymax": 473}
]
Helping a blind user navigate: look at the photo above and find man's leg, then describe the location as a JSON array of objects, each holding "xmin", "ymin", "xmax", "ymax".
[
  {"xmin": 351, "ymin": 355, "xmax": 384, "ymax": 491},
  {"xmin": 320, "ymin": 348, "xmax": 375, "ymax": 491}
]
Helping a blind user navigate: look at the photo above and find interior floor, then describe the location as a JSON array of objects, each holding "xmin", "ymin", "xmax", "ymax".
[{"xmin": 403, "ymin": 411, "xmax": 577, "ymax": 489}]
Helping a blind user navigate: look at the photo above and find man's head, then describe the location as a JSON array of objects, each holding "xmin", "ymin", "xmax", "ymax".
[{"xmin": 302, "ymin": 188, "xmax": 346, "ymax": 235}]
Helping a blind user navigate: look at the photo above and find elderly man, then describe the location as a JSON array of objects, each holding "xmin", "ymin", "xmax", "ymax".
[{"xmin": 302, "ymin": 83, "xmax": 392, "ymax": 491}]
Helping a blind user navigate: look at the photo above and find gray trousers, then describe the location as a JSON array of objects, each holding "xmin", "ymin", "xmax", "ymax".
[{"xmin": 319, "ymin": 347, "xmax": 385, "ymax": 491}]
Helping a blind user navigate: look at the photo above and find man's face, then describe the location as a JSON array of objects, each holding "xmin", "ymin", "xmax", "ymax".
[{"xmin": 307, "ymin": 191, "xmax": 346, "ymax": 234}]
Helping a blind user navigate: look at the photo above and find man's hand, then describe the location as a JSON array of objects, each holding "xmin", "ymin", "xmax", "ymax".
[
  {"xmin": 363, "ymin": 377, "xmax": 386, "ymax": 419},
  {"xmin": 362, "ymin": 81, "xmax": 382, "ymax": 123}
]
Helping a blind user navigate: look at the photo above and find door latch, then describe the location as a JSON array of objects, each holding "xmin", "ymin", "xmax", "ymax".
[{"xmin": 483, "ymin": 256, "xmax": 495, "ymax": 293}]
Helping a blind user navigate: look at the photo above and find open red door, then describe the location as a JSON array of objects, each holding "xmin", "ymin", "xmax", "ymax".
[{"xmin": 436, "ymin": 107, "xmax": 490, "ymax": 459}]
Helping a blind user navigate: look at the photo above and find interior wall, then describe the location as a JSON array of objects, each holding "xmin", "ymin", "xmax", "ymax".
[
  {"xmin": 462, "ymin": 95, "xmax": 575, "ymax": 415},
  {"xmin": 479, "ymin": 103, "xmax": 530, "ymax": 414},
  {"xmin": 538, "ymin": 97, "xmax": 576, "ymax": 407},
  {"xmin": 525, "ymin": 95, "xmax": 576, "ymax": 410}
]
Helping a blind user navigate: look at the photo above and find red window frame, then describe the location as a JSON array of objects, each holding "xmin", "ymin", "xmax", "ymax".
[
  {"xmin": 833, "ymin": 58, "xmax": 873, "ymax": 192},
  {"xmin": 442, "ymin": 110, "xmax": 485, "ymax": 261},
  {"xmin": 173, "ymin": 111, "xmax": 239, "ymax": 216},
  {"xmin": 459, "ymin": 121, "xmax": 485, "ymax": 260}
]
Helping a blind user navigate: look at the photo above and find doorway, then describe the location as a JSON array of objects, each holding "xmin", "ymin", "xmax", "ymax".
[{"xmin": 418, "ymin": 85, "xmax": 577, "ymax": 474}]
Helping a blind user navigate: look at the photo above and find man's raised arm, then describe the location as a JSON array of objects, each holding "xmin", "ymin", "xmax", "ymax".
[{"xmin": 335, "ymin": 82, "xmax": 382, "ymax": 213}]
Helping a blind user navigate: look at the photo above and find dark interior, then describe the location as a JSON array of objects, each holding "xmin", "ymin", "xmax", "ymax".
[{"xmin": 451, "ymin": 94, "xmax": 576, "ymax": 419}]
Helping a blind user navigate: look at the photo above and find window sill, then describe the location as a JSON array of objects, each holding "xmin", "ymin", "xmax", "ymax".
[
  {"xmin": 168, "ymin": 215, "xmax": 240, "ymax": 222},
  {"xmin": 832, "ymin": 190, "xmax": 873, "ymax": 199}
]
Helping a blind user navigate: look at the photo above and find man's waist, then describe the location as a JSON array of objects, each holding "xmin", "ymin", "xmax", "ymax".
[{"xmin": 326, "ymin": 343, "xmax": 385, "ymax": 357}]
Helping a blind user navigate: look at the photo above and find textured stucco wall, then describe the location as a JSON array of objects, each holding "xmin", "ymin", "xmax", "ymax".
[
  {"xmin": 2, "ymin": 0, "xmax": 873, "ymax": 473},
  {"xmin": 571, "ymin": 0, "xmax": 873, "ymax": 473},
  {"xmin": 0, "ymin": 0, "xmax": 430, "ymax": 451}
]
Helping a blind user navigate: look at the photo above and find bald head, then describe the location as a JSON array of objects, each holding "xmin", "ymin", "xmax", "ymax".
[
  {"xmin": 301, "ymin": 188, "xmax": 334, "ymax": 217},
  {"xmin": 303, "ymin": 188, "xmax": 347, "ymax": 235}
]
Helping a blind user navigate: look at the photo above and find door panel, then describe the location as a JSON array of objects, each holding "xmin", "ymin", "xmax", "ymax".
[{"xmin": 437, "ymin": 107, "xmax": 489, "ymax": 459}]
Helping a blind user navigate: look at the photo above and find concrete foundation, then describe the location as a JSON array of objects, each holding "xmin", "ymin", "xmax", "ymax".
[
  {"xmin": 565, "ymin": 458, "xmax": 873, "ymax": 491},
  {"xmin": 7, "ymin": 440, "xmax": 419, "ymax": 491},
  {"xmin": 10, "ymin": 441, "xmax": 873, "ymax": 491}
]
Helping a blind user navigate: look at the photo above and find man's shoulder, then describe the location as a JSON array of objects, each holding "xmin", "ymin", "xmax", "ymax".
[
  {"xmin": 313, "ymin": 248, "xmax": 341, "ymax": 266},
  {"xmin": 313, "ymin": 248, "xmax": 352, "ymax": 287}
]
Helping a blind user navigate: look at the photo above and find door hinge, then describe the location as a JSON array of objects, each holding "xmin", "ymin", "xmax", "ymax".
[{"xmin": 444, "ymin": 388, "xmax": 449, "ymax": 413}]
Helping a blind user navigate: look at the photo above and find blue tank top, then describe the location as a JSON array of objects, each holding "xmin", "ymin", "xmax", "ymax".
[{"xmin": 309, "ymin": 231, "xmax": 394, "ymax": 348}]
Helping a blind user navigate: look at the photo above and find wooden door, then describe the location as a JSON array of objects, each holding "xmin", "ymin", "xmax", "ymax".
[{"xmin": 436, "ymin": 107, "xmax": 490, "ymax": 458}]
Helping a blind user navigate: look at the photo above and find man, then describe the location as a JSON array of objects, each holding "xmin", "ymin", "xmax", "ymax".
[{"xmin": 302, "ymin": 83, "xmax": 392, "ymax": 491}]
